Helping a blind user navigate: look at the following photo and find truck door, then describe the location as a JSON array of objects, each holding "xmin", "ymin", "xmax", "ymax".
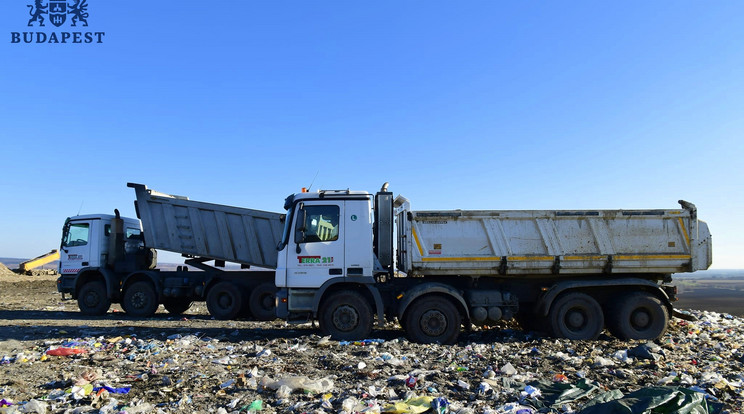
[
  {"xmin": 286, "ymin": 201, "xmax": 345, "ymax": 288},
  {"xmin": 344, "ymin": 198, "xmax": 374, "ymax": 277},
  {"xmin": 60, "ymin": 219, "xmax": 93, "ymax": 275}
]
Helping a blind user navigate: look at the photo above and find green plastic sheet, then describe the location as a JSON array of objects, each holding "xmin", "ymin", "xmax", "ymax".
[{"xmin": 578, "ymin": 386, "xmax": 709, "ymax": 414}]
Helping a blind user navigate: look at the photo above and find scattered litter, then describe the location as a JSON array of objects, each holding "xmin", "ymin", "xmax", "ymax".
[
  {"xmin": 577, "ymin": 386, "xmax": 709, "ymax": 414},
  {"xmin": 500, "ymin": 362, "xmax": 518, "ymax": 376},
  {"xmin": 92, "ymin": 386, "xmax": 130, "ymax": 394},
  {"xmin": 18, "ymin": 399, "xmax": 47, "ymax": 413},
  {"xmin": 45, "ymin": 347, "xmax": 87, "ymax": 356},
  {"xmin": 245, "ymin": 399, "xmax": 262, "ymax": 412},
  {"xmin": 405, "ymin": 375, "xmax": 417, "ymax": 389},
  {"xmin": 339, "ymin": 338, "xmax": 385, "ymax": 346},
  {"xmin": 265, "ymin": 375, "xmax": 334, "ymax": 394},
  {"xmin": 0, "ymin": 309, "xmax": 742, "ymax": 413},
  {"xmin": 382, "ymin": 396, "xmax": 434, "ymax": 413}
]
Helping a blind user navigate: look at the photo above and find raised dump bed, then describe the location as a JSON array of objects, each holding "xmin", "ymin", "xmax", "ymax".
[
  {"xmin": 396, "ymin": 200, "xmax": 712, "ymax": 277},
  {"xmin": 128, "ymin": 183, "xmax": 283, "ymax": 269}
]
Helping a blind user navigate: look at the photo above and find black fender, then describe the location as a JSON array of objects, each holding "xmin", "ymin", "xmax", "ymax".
[
  {"xmin": 72, "ymin": 267, "xmax": 119, "ymax": 299},
  {"xmin": 312, "ymin": 277, "xmax": 386, "ymax": 326},
  {"xmin": 202, "ymin": 275, "xmax": 228, "ymax": 298},
  {"xmin": 535, "ymin": 278, "xmax": 671, "ymax": 317},
  {"xmin": 396, "ymin": 282, "xmax": 470, "ymax": 322},
  {"xmin": 120, "ymin": 271, "xmax": 162, "ymax": 300}
]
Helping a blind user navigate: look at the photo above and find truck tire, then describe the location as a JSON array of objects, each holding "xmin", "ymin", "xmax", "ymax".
[
  {"xmin": 319, "ymin": 290, "xmax": 373, "ymax": 341},
  {"xmin": 404, "ymin": 296, "xmax": 461, "ymax": 345},
  {"xmin": 607, "ymin": 292, "xmax": 669, "ymax": 340},
  {"xmin": 122, "ymin": 281, "xmax": 159, "ymax": 317},
  {"xmin": 162, "ymin": 299, "xmax": 192, "ymax": 315},
  {"xmin": 549, "ymin": 292, "xmax": 604, "ymax": 340},
  {"xmin": 206, "ymin": 282, "xmax": 243, "ymax": 320},
  {"xmin": 77, "ymin": 281, "xmax": 111, "ymax": 315},
  {"xmin": 248, "ymin": 282, "xmax": 277, "ymax": 321}
]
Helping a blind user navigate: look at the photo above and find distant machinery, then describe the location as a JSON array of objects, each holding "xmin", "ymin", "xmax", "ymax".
[{"xmin": 18, "ymin": 249, "xmax": 60, "ymax": 274}]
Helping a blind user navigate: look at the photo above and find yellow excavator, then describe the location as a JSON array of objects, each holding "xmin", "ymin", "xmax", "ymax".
[{"xmin": 18, "ymin": 249, "xmax": 60, "ymax": 274}]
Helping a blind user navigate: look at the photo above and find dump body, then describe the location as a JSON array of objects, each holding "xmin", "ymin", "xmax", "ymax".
[
  {"xmin": 129, "ymin": 183, "xmax": 284, "ymax": 269},
  {"xmin": 19, "ymin": 249, "xmax": 60, "ymax": 272},
  {"xmin": 396, "ymin": 200, "xmax": 712, "ymax": 277}
]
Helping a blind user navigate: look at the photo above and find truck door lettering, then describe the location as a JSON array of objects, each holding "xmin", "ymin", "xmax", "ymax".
[{"xmin": 297, "ymin": 256, "xmax": 334, "ymax": 265}]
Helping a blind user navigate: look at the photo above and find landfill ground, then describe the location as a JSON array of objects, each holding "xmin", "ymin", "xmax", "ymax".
[{"xmin": 0, "ymin": 270, "xmax": 742, "ymax": 413}]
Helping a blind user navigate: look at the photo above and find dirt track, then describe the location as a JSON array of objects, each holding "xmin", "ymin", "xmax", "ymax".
[{"xmin": 0, "ymin": 273, "xmax": 320, "ymax": 350}]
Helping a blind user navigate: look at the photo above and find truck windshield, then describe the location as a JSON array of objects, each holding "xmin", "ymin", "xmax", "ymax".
[{"xmin": 62, "ymin": 223, "xmax": 90, "ymax": 247}]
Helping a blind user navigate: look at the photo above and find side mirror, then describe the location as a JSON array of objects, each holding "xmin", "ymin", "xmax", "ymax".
[
  {"xmin": 60, "ymin": 220, "xmax": 71, "ymax": 252},
  {"xmin": 294, "ymin": 227, "xmax": 305, "ymax": 253},
  {"xmin": 294, "ymin": 205, "xmax": 307, "ymax": 244},
  {"xmin": 294, "ymin": 205, "xmax": 307, "ymax": 253}
]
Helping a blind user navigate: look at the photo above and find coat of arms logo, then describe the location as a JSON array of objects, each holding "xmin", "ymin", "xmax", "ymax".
[{"xmin": 27, "ymin": 0, "xmax": 89, "ymax": 28}]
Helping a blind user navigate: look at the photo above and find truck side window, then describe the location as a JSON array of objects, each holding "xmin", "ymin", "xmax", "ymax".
[
  {"xmin": 300, "ymin": 205, "xmax": 340, "ymax": 243},
  {"xmin": 124, "ymin": 228, "xmax": 144, "ymax": 253},
  {"xmin": 63, "ymin": 223, "xmax": 89, "ymax": 247},
  {"xmin": 126, "ymin": 228, "xmax": 143, "ymax": 240}
]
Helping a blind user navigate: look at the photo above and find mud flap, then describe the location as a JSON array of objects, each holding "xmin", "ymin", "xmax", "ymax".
[{"xmin": 673, "ymin": 308, "xmax": 698, "ymax": 321}]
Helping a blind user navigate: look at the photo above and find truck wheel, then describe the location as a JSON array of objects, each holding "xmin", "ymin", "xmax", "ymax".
[
  {"xmin": 319, "ymin": 290, "xmax": 373, "ymax": 341},
  {"xmin": 248, "ymin": 282, "xmax": 277, "ymax": 321},
  {"xmin": 122, "ymin": 281, "xmax": 159, "ymax": 317},
  {"xmin": 549, "ymin": 292, "xmax": 604, "ymax": 340},
  {"xmin": 206, "ymin": 282, "xmax": 243, "ymax": 320},
  {"xmin": 162, "ymin": 299, "xmax": 192, "ymax": 315},
  {"xmin": 77, "ymin": 281, "xmax": 111, "ymax": 315},
  {"xmin": 607, "ymin": 292, "xmax": 669, "ymax": 340},
  {"xmin": 404, "ymin": 296, "xmax": 461, "ymax": 345}
]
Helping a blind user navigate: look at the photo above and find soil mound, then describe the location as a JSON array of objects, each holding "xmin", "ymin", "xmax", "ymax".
[{"xmin": 0, "ymin": 262, "xmax": 18, "ymax": 276}]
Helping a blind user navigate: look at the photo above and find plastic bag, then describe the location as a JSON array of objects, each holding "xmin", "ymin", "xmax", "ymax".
[
  {"xmin": 45, "ymin": 347, "xmax": 87, "ymax": 356},
  {"xmin": 578, "ymin": 386, "xmax": 708, "ymax": 414},
  {"xmin": 267, "ymin": 375, "xmax": 334, "ymax": 394}
]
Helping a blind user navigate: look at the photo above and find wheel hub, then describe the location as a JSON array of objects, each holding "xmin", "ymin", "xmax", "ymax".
[
  {"xmin": 131, "ymin": 292, "xmax": 147, "ymax": 309},
  {"xmin": 631, "ymin": 309, "xmax": 651, "ymax": 329},
  {"xmin": 420, "ymin": 310, "xmax": 447, "ymax": 336},
  {"xmin": 218, "ymin": 294, "xmax": 232, "ymax": 309},
  {"xmin": 84, "ymin": 292, "xmax": 99, "ymax": 307},
  {"xmin": 333, "ymin": 305, "xmax": 359, "ymax": 332},
  {"xmin": 566, "ymin": 309, "xmax": 586, "ymax": 330},
  {"xmin": 260, "ymin": 295, "xmax": 273, "ymax": 310}
]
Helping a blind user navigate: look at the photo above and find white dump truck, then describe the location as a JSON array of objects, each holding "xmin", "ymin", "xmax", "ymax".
[
  {"xmin": 57, "ymin": 183, "xmax": 712, "ymax": 344},
  {"xmin": 57, "ymin": 184, "xmax": 284, "ymax": 321}
]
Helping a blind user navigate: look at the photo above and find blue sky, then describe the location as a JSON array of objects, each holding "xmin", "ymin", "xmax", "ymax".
[{"xmin": 1, "ymin": 1, "xmax": 742, "ymax": 268}]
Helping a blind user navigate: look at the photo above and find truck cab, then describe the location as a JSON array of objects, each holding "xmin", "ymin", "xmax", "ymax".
[
  {"xmin": 274, "ymin": 187, "xmax": 394, "ymax": 325},
  {"xmin": 59, "ymin": 214, "xmax": 145, "ymax": 275},
  {"xmin": 57, "ymin": 212, "xmax": 155, "ymax": 315}
]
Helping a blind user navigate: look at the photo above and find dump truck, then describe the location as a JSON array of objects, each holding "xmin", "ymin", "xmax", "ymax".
[
  {"xmin": 18, "ymin": 249, "xmax": 60, "ymax": 274},
  {"xmin": 56, "ymin": 183, "xmax": 284, "ymax": 320},
  {"xmin": 57, "ymin": 182, "xmax": 712, "ymax": 344}
]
